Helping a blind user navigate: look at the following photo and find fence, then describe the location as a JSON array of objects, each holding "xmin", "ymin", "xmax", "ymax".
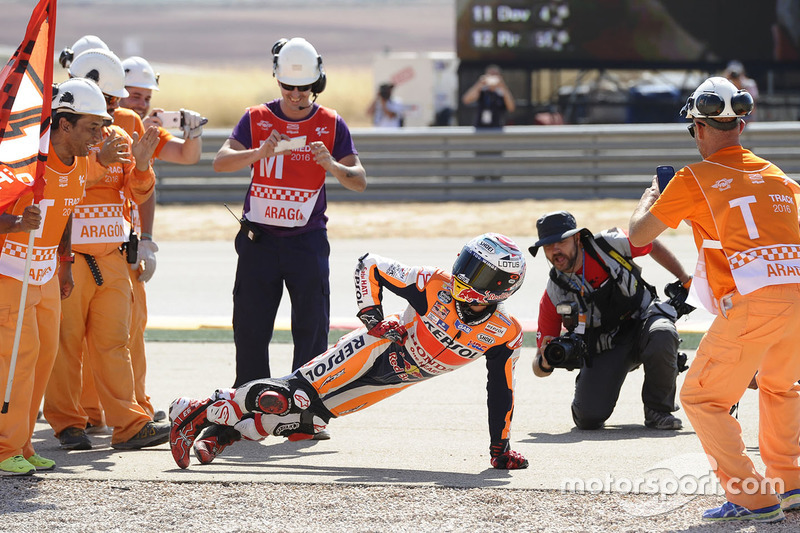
[{"xmin": 152, "ymin": 122, "xmax": 800, "ymax": 203}]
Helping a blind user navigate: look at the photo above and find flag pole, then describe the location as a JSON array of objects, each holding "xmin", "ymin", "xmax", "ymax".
[{"xmin": 1, "ymin": 225, "xmax": 37, "ymax": 414}]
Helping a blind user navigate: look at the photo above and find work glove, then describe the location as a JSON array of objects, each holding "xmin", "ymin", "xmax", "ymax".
[
  {"xmin": 664, "ymin": 278, "xmax": 695, "ymax": 318},
  {"xmin": 490, "ymin": 439, "xmax": 528, "ymax": 470},
  {"xmin": 181, "ymin": 108, "xmax": 206, "ymax": 139},
  {"xmin": 138, "ymin": 239, "xmax": 159, "ymax": 282}
]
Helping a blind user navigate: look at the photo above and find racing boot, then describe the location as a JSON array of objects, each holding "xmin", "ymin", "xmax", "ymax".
[
  {"xmin": 169, "ymin": 396, "xmax": 214, "ymax": 469},
  {"xmin": 193, "ymin": 424, "xmax": 242, "ymax": 465}
]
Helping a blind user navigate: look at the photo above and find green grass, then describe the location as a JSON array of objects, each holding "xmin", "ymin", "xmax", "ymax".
[{"xmin": 145, "ymin": 327, "xmax": 703, "ymax": 350}]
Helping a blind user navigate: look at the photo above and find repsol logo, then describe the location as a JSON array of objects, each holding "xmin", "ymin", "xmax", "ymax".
[
  {"xmin": 428, "ymin": 326, "xmax": 482, "ymax": 359},
  {"xmin": 303, "ymin": 336, "xmax": 366, "ymax": 381}
]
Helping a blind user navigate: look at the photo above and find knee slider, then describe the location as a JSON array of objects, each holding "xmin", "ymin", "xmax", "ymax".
[{"xmin": 243, "ymin": 379, "xmax": 293, "ymax": 412}]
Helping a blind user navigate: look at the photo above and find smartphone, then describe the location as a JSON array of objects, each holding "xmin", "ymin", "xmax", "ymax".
[
  {"xmin": 155, "ymin": 110, "xmax": 182, "ymax": 129},
  {"xmin": 656, "ymin": 165, "xmax": 675, "ymax": 192}
]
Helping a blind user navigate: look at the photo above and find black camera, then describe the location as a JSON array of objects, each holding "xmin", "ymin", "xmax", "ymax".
[
  {"xmin": 664, "ymin": 279, "xmax": 695, "ymax": 318},
  {"xmin": 543, "ymin": 301, "xmax": 587, "ymax": 371}
]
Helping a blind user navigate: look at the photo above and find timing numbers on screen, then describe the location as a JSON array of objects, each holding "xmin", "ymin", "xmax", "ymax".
[
  {"xmin": 472, "ymin": 4, "xmax": 532, "ymax": 23},
  {"xmin": 534, "ymin": 29, "xmax": 570, "ymax": 51},
  {"xmin": 472, "ymin": 30, "xmax": 523, "ymax": 48}
]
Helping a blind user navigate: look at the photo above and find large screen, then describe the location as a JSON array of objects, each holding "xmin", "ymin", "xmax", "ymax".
[{"xmin": 456, "ymin": 0, "xmax": 800, "ymax": 68}]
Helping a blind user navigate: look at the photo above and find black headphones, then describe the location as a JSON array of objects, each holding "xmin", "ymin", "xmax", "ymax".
[{"xmin": 271, "ymin": 38, "xmax": 326, "ymax": 95}]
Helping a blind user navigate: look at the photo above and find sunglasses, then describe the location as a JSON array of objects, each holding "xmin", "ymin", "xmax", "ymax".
[
  {"xmin": 104, "ymin": 94, "xmax": 120, "ymax": 106},
  {"xmin": 684, "ymin": 90, "xmax": 754, "ymax": 118},
  {"xmin": 279, "ymin": 82, "xmax": 312, "ymax": 92},
  {"xmin": 687, "ymin": 121, "xmax": 705, "ymax": 138}
]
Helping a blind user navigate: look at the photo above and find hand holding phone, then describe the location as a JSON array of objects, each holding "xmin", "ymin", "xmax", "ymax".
[
  {"xmin": 154, "ymin": 110, "xmax": 182, "ymax": 129},
  {"xmin": 656, "ymin": 165, "xmax": 675, "ymax": 192}
]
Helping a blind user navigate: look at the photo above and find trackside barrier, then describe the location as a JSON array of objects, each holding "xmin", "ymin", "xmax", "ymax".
[{"xmin": 152, "ymin": 122, "xmax": 800, "ymax": 203}]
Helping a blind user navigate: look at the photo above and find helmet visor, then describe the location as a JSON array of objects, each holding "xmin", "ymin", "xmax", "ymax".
[{"xmin": 452, "ymin": 250, "xmax": 518, "ymax": 294}]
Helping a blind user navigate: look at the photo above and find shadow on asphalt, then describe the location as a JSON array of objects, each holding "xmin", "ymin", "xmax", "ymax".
[
  {"xmin": 162, "ymin": 439, "xmax": 519, "ymax": 488},
  {"xmin": 524, "ymin": 424, "xmax": 697, "ymax": 444}
]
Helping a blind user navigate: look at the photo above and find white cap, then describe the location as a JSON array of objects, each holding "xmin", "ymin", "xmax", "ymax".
[
  {"xmin": 59, "ymin": 35, "xmax": 109, "ymax": 69},
  {"xmin": 273, "ymin": 37, "xmax": 321, "ymax": 85},
  {"xmin": 52, "ymin": 78, "xmax": 112, "ymax": 120},
  {"xmin": 68, "ymin": 49, "xmax": 129, "ymax": 98},
  {"xmin": 122, "ymin": 56, "xmax": 160, "ymax": 91}
]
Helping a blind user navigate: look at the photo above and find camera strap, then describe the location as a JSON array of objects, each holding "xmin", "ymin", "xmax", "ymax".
[{"xmin": 584, "ymin": 235, "xmax": 658, "ymax": 300}]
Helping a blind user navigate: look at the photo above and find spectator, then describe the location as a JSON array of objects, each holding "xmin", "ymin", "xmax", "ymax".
[
  {"xmin": 461, "ymin": 65, "xmax": 515, "ymax": 181},
  {"xmin": 629, "ymin": 76, "xmax": 800, "ymax": 523},
  {"xmin": 723, "ymin": 60, "xmax": 759, "ymax": 120},
  {"xmin": 367, "ymin": 82, "xmax": 405, "ymax": 128}
]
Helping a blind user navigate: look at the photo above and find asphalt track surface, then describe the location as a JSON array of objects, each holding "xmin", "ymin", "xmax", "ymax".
[{"xmin": 5, "ymin": 237, "xmax": 800, "ymax": 531}]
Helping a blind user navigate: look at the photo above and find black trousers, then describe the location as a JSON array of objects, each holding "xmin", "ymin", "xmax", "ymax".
[
  {"xmin": 231, "ymin": 227, "xmax": 330, "ymax": 387},
  {"xmin": 571, "ymin": 314, "xmax": 680, "ymax": 429}
]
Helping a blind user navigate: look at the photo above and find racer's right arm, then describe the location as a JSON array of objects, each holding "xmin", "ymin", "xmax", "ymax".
[{"xmin": 354, "ymin": 253, "xmax": 431, "ymax": 321}]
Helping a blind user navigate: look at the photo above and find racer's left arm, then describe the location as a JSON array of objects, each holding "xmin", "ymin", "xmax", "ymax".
[
  {"xmin": 355, "ymin": 253, "xmax": 432, "ymax": 330},
  {"xmin": 485, "ymin": 327, "xmax": 528, "ymax": 469}
]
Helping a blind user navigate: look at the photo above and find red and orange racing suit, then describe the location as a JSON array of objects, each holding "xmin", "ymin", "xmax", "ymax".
[{"xmin": 197, "ymin": 253, "xmax": 524, "ymax": 450}]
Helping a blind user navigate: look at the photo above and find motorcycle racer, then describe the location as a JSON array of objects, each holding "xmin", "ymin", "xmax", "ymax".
[{"xmin": 170, "ymin": 233, "xmax": 529, "ymax": 470}]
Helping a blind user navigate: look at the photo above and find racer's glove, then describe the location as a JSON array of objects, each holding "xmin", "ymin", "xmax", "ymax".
[
  {"xmin": 358, "ymin": 304, "xmax": 407, "ymax": 343},
  {"xmin": 664, "ymin": 278, "xmax": 695, "ymax": 318},
  {"xmin": 137, "ymin": 239, "xmax": 158, "ymax": 282},
  {"xmin": 368, "ymin": 319, "xmax": 408, "ymax": 344},
  {"xmin": 181, "ymin": 108, "xmax": 206, "ymax": 139},
  {"xmin": 357, "ymin": 305, "xmax": 384, "ymax": 330},
  {"xmin": 490, "ymin": 439, "xmax": 529, "ymax": 470}
]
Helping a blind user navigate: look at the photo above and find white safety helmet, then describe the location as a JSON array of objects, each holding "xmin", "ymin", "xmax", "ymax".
[
  {"xmin": 52, "ymin": 78, "xmax": 112, "ymax": 120},
  {"xmin": 273, "ymin": 37, "xmax": 324, "ymax": 88},
  {"xmin": 58, "ymin": 35, "xmax": 109, "ymax": 69},
  {"xmin": 451, "ymin": 233, "xmax": 526, "ymax": 305},
  {"xmin": 680, "ymin": 76, "xmax": 754, "ymax": 126},
  {"xmin": 122, "ymin": 56, "xmax": 160, "ymax": 91},
  {"xmin": 68, "ymin": 49, "xmax": 129, "ymax": 98}
]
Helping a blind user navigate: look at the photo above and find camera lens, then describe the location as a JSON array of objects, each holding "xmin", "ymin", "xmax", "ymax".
[{"xmin": 544, "ymin": 342, "xmax": 567, "ymax": 365}]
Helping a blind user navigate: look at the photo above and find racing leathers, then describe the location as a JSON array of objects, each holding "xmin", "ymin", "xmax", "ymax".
[{"xmin": 170, "ymin": 253, "xmax": 527, "ymax": 469}]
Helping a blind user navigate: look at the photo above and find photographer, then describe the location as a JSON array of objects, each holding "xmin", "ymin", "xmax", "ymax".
[
  {"xmin": 530, "ymin": 211, "xmax": 692, "ymax": 431},
  {"xmin": 366, "ymin": 82, "xmax": 404, "ymax": 128}
]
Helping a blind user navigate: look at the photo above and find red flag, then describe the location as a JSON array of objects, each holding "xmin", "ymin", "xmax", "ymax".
[{"xmin": 0, "ymin": 0, "xmax": 57, "ymax": 212}]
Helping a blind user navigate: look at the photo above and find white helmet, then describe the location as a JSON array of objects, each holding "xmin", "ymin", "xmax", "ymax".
[
  {"xmin": 680, "ymin": 76, "xmax": 754, "ymax": 123},
  {"xmin": 122, "ymin": 56, "xmax": 160, "ymax": 91},
  {"xmin": 273, "ymin": 37, "xmax": 323, "ymax": 86},
  {"xmin": 58, "ymin": 35, "xmax": 108, "ymax": 69},
  {"xmin": 68, "ymin": 49, "xmax": 129, "ymax": 98},
  {"xmin": 451, "ymin": 233, "xmax": 526, "ymax": 305},
  {"xmin": 52, "ymin": 78, "xmax": 112, "ymax": 120}
]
